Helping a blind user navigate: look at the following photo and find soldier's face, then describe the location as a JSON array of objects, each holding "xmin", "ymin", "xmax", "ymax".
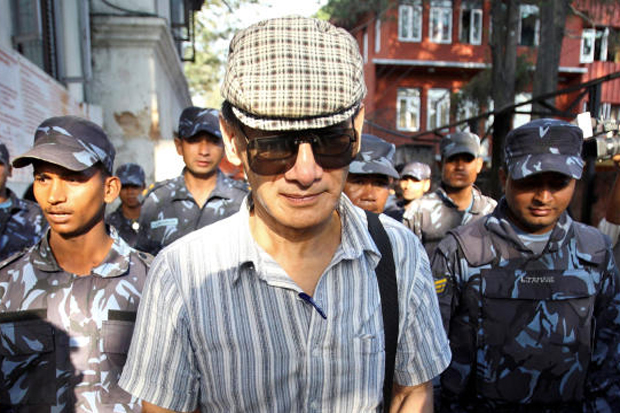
[
  {"xmin": 441, "ymin": 153, "xmax": 483, "ymax": 190},
  {"xmin": 502, "ymin": 170, "xmax": 575, "ymax": 234},
  {"xmin": 0, "ymin": 162, "xmax": 10, "ymax": 192},
  {"xmin": 119, "ymin": 184, "xmax": 143, "ymax": 208},
  {"xmin": 33, "ymin": 162, "xmax": 119, "ymax": 238},
  {"xmin": 175, "ymin": 132, "xmax": 224, "ymax": 178},
  {"xmin": 344, "ymin": 173, "xmax": 391, "ymax": 214},
  {"xmin": 399, "ymin": 177, "xmax": 430, "ymax": 201}
]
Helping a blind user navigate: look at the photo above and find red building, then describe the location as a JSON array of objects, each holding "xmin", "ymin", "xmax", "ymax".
[{"xmin": 347, "ymin": 0, "xmax": 620, "ymax": 167}]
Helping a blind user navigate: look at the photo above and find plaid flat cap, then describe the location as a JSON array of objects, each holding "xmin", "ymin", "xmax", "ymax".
[
  {"xmin": 221, "ymin": 16, "xmax": 367, "ymax": 131},
  {"xmin": 349, "ymin": 134, "xmax": 399, "ymax": 179},
  {"xmin": 116, "ymin": 163, "xmax": 146, "ymax": 186},
  {"xmin": 400, "ymin": 161, "xmax": 431, "ymax": 180},
  {"xmin": 178, "ymin": 107, "xmax": 221, "ymax": 140},
  {"xmin": 0, "ymin": 142, "xmax": 9, "ymax": 166},
  {"xmin": 440, "ymin": 131, "xmax": 481, "ymax": 159},
  {"xmin": 13, "ymin": 116, "xmax": 115, "ymax": 174},
  {"xmin": 504, "ymin": 118, "xmax": 584, "ymax": 180}
]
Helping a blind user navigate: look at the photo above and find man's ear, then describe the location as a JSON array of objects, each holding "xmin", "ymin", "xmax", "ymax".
[
  {"xmin": 352, "ymin": 104, "xmax": 365, "ymax": 156},
  {"xmin": 219, "ymin": 116, "xmax": 243, "ymax": 167},
  {"xmin": 174, "ymin": 137, "xmax": 183, "ymax": 156},
  {"xmin": 423, "ymin": 179, "xmax": 431, "ymax": 192},
  {"xmin": 474, "ymin": 157, "xmax": 484, "ymax": 173},
  {"xmin": 103, "ymin": 175, "xmax": 121, "ymax": 204}
]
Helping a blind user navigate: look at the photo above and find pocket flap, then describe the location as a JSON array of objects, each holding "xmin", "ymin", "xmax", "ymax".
[
  {"xmin": 481, "ymin": 269, "xmax": 595, "ymax": 300},
  {"xmin": 0, "ymin": 319, "xmax": 54, "ymax": 356},
  {"xmin": 102, "ymin": 320, "xmax": 135, "ymax": 354}
]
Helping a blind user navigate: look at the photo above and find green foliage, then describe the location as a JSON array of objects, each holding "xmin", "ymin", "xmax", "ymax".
[{"xmin": 322, "ymin": 0, "xmax": 390, "ymax": 28}]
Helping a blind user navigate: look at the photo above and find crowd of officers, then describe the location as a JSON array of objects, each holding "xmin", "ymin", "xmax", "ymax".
[{"xmin": 1, "ymin": 15, "xmax": 620, "ymax": 413}]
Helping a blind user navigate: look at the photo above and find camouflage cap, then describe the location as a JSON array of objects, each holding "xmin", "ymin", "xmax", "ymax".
[
  {"xmin": 504, "ymin": 118, "xmax": 584, "ymax": 180},
  {"xmin": 400, "ymin": 161, "xmax": 431, "ymax": 180},
  {"xmin": 348, "ymin": 134, "xmax": 399, "ymax": 179},
  {"xmin": 221, "ymin": 16, "xmax": 367, "ymax": 131},
  {"xmin": 0, "ymin": 142, "xmax": 9, "ymax": 166},
  {"xmin": 13, "ymin": 116, "xmax": 115, "ymax": 174},
  {"xmin": 440, "ymin": 131, "xmax": 481, "ymax": 159},
  {"xmin": 178, "ymin": 107, "xmax": 221, "ymax": 140},
  {"xmin": 116, "ymin": 163, "xmax": 145, "ymax": 186}
]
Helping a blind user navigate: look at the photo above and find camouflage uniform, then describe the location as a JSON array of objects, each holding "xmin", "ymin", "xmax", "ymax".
[
  {"xmin": 431, "ymin": 200, "xmax": 620, "ymax": 412},
  {"xmin": 0, "ymin": 227, "xmax": 151, "ymax": 412},
  {"xmin": 402, "ymin": 185, "xmax": 496, "ymax": 257},
  {"xmin": 0, "ymin": 188, "xmax": 47, "ymax": 260},
  {"xmin": 135, "ymin": 170, "xmax": 248, "ymax": 255},
  {"xmin": 106, "ymin": 208, "xmax": 139, "ymax": 247}
]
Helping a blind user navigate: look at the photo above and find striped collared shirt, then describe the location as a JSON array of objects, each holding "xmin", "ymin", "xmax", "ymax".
[{"xmin": 120, "ymin": 195, "xmax": 450, "ymax": 412}]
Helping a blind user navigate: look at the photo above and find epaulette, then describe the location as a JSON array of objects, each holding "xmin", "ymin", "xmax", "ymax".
[
  {"xmin": 450, "ymin": 217, "xmax": 496, "ymax": 267},
  {"xmin": 142, "ymin": 178, "xmax": 175, "ymax": 199},
  {"xmin": 573, "ymin": 222, "xmax": 608, "ymax": 267},
  {"xmin": 0, "ymin": 248, "xmax": 29, "ymax": 270},
  {"xmin": 230, "ymin": 179, "xmax": 250, "ymax": 193},
  {"xmin": 134, "ymin": 250, "xmax": 155, "ymax": 267}
]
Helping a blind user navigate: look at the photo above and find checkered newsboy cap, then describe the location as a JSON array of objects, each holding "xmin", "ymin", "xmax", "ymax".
[
  {"xmin": 178, "ymin": 107, "xmax": 221, "ymax": 140},
  {"xmin": 400, "ymin": 161, "xmax": 431, "ymax": 180},
  {"xmin": 13, "ymin": 116, "xmax": 115, "ymax": 174},
  {"xmin": 440, "ymin": 131, "xmax": 481, "ymax": 159},
  {"xmin": 0, "ymin": 142, "xmax": 9, "ymax": 166},
  {"xmin": 116, "ymin": 163, "xmax": 145, "ymax": 187},
  {"xmin": 349, "ymin": 134, "xmax": 399, "ymax": 179},
  {"xmin": 504, "ymin": 118, "xmax": 584, "ymax": 180},
  {"xmin": 221, "ymin": 16, "xmax": 367, "ymax": 131}
]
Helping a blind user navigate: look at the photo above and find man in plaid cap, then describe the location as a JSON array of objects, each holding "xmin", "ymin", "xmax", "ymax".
[
  {"xmin": 106, "ymin": 163, "xmax": 146, "ymax": 247},
  {"xmin": 344, "ymin": 134, "xmax": 400, "ymax": 214},
  {"xmin": 431, "ymin": 118, "xmax": 620, "ymax": 412},
  {"xmin": 134, "ymin": 106, "xmax": 248, "ymax": 255},
  {"xmin": 121, "ymin": 16, "xmax": 450, "ymax": 413},
  {"xmin": 0, "ymin": 116, "xmax": 151, "ymax": 412},
  {"xmin": 0, "ymin": 142, "xmax": 47, "ymax": 260},
  {"xmin": 403, "ymin": 131, "xmax": 496, "ymax": 257}
]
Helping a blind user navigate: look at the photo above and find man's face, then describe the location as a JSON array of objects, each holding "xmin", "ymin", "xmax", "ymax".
[
  {"xmin": 119, "ymin": 184, "xmax": 144, "ymax": 208},
  {"xmin": 175, "ymin": 132, "xmax": 224, "ymax": 178},
  {"xmin": 399, "ymin": 176, "xmax": 430, "ymax": 201},
  {"xmin": 0, "ymin": 162, "xmax": 10, "ymax": 192},
  {"xmin": 344, "ymin": 173, "xmax": 391, "ymax": 214},
  {"xmin": 222, "ymin": 109, "xmax": 364, "ymax": 233},
  {"xmin": 441, "ymin": 153, "xmax": 483, "ymax": 190},
  {"xmin": 502, "ymin": 170, "xmax": 575, "ymax": 234},
  {"xmin": 34, "ymin": 162, "xmax": 118, "ymax": 238}
]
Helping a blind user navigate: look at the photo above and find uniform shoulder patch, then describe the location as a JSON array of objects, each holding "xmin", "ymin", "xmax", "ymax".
[
  {"xmin": 135, "ymin": 251, "xmax": 155, "ymax": 267},
  {"xmin": 0, "ymin": 248, "xmax": 29, "ymax": 270},
  {"xmin": 434, "ymin": 277, "xmax": 448, "ymax": 294}
]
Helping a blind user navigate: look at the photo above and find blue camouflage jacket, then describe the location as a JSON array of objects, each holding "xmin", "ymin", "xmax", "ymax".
[
  {"xmin": 431, "ymin": 199, "xmax": 620, "ymax": 413},
  {"xmin": 0, "ymin": 188, "xmax": 47, "ymax": 261},
  {"xmin": 134, "ymin": 170, "xmax": 248, "ymax": 255}
]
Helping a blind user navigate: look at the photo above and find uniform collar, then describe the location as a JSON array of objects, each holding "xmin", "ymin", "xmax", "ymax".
[
  {"xmin": 436, "ymin": 184, "xmax": 487, "ymax": 214},
  {"xmin": 174, "ymin": 169, "xmax": 234, "ymax": 202},
  {"xmin": 486, "ymin": 197, "xmax": 572, "ymax": 253},
  {"xmin": 31, "ymin": 226, "xmax": 133, "ymax": 277}
]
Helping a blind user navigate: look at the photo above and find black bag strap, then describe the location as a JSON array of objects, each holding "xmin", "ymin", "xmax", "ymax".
[{"xmin": 365, "ymin": 210, "xmax": 399, "ymax": 412}]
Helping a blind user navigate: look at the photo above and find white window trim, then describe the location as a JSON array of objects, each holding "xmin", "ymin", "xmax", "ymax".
[
  {"xmin": 375, "ymin": 18, "xmax": 381, "ymax": 53},
  {"xmin": 458, "ymin": 7, "xmax": 482, "ymax": 45},
  {"xmin": 518, "ymin": 4, "xmax": 540, "ymax": 46},
  {"xmin": 427, "ymin": 88, "xmax": 451, "ymax": 130},
  {"xmin": 580, "ymin": 28, "xmax": 595, "ymax": 63},
  {"xmin": 363, "ymin": 30, "xmax": 368, "ymax": 63},
  {"xmin": 429, "ymin": 6, "xmax": 453, "ymax": 44},
  {"xmin": 398, "ymin": 4, "xmax": 422, "ymax": 42},
  {"xmin": 396, "ymin": 88, "xmax": 421, "ymax": 131},
  {"xmin": 599, "ymin": 27, "xmax": 609, "ymax": 62}
]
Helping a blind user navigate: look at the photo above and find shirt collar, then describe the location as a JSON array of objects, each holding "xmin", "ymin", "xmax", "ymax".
[
  {"xmin": 436, "ymin": 184, "xmax": 487, "ymax": 214},
  {"xmin": 173, "ymin": 169, "xmax": 235, "ymax": 202},
  {"xmin": 31, "ymin": 226, "xmax": 133, "ymax": 277}
]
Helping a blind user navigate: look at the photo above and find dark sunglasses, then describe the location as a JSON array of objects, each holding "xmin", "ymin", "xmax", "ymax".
[{"xmin": 239, "ymin": 126, "xmax": 358, "ymax": 176}]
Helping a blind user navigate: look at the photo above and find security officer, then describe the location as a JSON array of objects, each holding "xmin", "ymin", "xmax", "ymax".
[
  {"xmin": 0, "ymin": 116, "xmax": 151, "ymax": 411},
  {"xmin": 432, "ymin": 118, "xmax": 620, "ymax": 412},
  {"xmin": 0, "ymin": 142, "xmax": 46, "ymax": 260},
  {"xmin": 106, "ymin": 163, "xmax": 146, "ymax": 247},
  {"xmin": 343, "ymin": 134, "xmax": 400, "ymax": 214},
  {"xmin": 135, "ymin": 107, "xmax": 248, "ymax": 255},
  {"xmin": 403, "ymin": 131, "xmax": 496, "ymax": 257},
  {"xmin": 385, "ymin": 161, "xmax": 432, "ymax": 221}
]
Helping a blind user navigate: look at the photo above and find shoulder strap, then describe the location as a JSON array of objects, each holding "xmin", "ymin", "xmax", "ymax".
[{"xmin": 365, "ymin": 210, "xmax": 399, "ymax": 413}]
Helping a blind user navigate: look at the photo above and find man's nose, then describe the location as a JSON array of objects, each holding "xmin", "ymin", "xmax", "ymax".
[{"xmin": 285, "ymin": 142, "xmax": 323, "ymax": 186}]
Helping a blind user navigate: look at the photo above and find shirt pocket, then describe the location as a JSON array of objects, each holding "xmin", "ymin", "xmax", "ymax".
[
  {"xmin": 99, "ymin": 316, "xmax": 136, "ymax": 405},
  {"xmin": 0, "ymin": 316, "xmax": 57, "ymax": 405},
  {"xmin": 477, "ymin": 268, "xmax": 596, "ymax": 404}
]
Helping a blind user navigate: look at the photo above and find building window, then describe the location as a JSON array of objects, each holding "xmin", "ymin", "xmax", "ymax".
[
  {"xmin": 430, "ymin": 0, "xmax": 452, "ymax": 44},
  {"xmin": 11, "ymin": 0, "xmax": 58, "ymax": 79},
  {"xmin": 459, "ymin": 1, "xmax": 482, "ymax": 45},
  {"xmin": 363, "ymin": 30, "xmax": 368, "ymax": 63},
  {"xmin": 581, "ymin": 29, "xmax": 596, "ymax": 63},
  {"xmin": 427, "ymin": 88, "xmax": 451, "ymax": 130},
  {"xmin": 375, "ymin": 18, "xmax": 381, "ymax": 53},
  {"xmin": 581, "ymin": 27, "xmax": 609, "ymax": 63},
  {"xmin": 399, "ymin": 2, "xmax": 422, "ymax": 42},
  {"xmin": 518, "ymin": 4, "xmax": 539, "ymax": 46},
  {"xmin": 513, "ymin": 93, "xmax": 532, "ymax": 129},
  {"xmin": 397, "ymin": 88, "xmax": 421, "ymax": 131}
]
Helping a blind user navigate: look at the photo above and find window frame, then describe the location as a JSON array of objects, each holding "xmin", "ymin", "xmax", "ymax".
[
  {"xmin": 427, "ymin": 88, "xmax": 451, "ymax": 130},
  {"xmin": 459, "ymin": 7, "xmax": 483, "ymax": 45},
  {"xmin": 518, "ymin": 4, "xmax": 540, "ymax": 47},
  {"xmin": 396, "ymin": 88, "xmax": 421, "ymax": 132},
  {"xmin": 398, "ymin": 3, "xmax": 422, "ymax": 42},
  {"xmin": 429, "ymin": 2, "xmax": 453, "ymax": 44}
]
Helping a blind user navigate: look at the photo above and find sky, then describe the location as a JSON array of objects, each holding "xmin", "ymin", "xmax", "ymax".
[{"xmin": 233, "ymin": 0, "xmax": 328, "ymax": 25}]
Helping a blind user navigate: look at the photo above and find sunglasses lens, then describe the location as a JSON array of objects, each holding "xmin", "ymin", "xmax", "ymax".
[{"xmin": 246, "ymin": 129, "xmax": 356, "ymax": 175}]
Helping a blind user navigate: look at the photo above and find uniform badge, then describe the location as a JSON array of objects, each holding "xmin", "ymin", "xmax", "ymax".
[{"xmin": 434, "ymin": 277, "xmax": 448, "ymax": 294}]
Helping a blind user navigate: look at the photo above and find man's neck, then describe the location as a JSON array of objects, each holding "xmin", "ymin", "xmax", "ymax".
[
  {"xmin": 121, "ymin": 203, "xmax": 141, "ymax": 220},
  {"xmin": 249, "ymin": 209, "xmax": 342, "ymax": 296},
  {"xmin": 184, "ymin": 169, "xmax": 218, "ymax": 208},
  {"xmin": 442, "ymin": 184, "xmax": 473, "ymax": 211},
  {"xmin": 48, "ymin": 221, "xmax": 114, "ymax": 276}
]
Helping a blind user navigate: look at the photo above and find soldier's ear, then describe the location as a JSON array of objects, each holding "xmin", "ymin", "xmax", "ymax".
[
  {"xmin": 352, "ymin": 105, "xmax": 365, "ymax": 156},
  {"xmin": 219, "ymin": 115, "xmax": 243, "ymax": 167},
  {"xmin": 423, "ymin": 179, "xmax": 431, "ymax": 192},
  {"xmin": 474, "ymin": 157, "xmax": 484, "ymax": 173},
  {"xmin": 103, "ymin": 175, "xmax": 121, "ymax": 204}
]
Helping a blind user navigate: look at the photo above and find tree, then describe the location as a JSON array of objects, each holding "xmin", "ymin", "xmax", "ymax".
[{"xmin": 322, "ymin": 0, "xmax": 389, "ymax": 28}]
